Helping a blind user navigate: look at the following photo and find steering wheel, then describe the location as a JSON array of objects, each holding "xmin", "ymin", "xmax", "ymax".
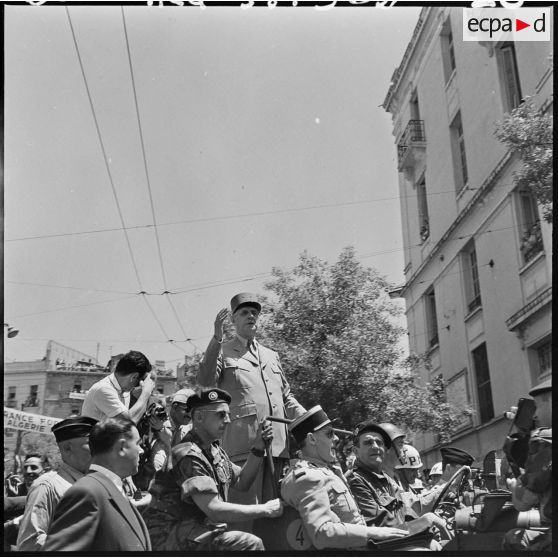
[{"xmin": 432, "ymin": 465, "xmax": 471, "ymax": 511}]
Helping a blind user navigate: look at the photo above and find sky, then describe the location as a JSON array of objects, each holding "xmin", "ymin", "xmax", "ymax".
[{"xmin": 5, "ymin": 2, "xmax": 423, "ymax": 369}]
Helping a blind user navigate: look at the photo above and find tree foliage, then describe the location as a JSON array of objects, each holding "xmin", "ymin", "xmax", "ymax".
[
  {"xmin": 257, "ymin": 247, "xmax": 469, "ymax": 437},
  {"xmin": 494, "ymin": 98, "xmax": 553, "ymax": 222}
]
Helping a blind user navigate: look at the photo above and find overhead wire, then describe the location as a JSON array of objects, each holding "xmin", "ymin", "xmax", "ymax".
[
  {"xmin": 121, "ymin": 6, "xmax": 191, "ymax": 347},
  {"xmin": 65, "ymin": 6, "xmax": 182, "ymax": 354},
  {"xmin": 4, "ymin": 185, "xmax": 489, "ymax": 244}
]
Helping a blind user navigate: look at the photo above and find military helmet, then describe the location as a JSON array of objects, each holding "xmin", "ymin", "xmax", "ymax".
[
  {"xmin": 378, "ymin": 422, "xmax": 406, "ymax": 442},
  {"xmin": 395, "ymin": 444, "xmax": 423, "ymax": 469},
  {"xmin": 429, "ymin": 462, "xmax": 443, "ymax": 477}
]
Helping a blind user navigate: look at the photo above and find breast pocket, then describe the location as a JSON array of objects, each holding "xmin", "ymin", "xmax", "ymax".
[{"xmin": 221, "ymin": 358, "xmax": 254, "ymax": 391}]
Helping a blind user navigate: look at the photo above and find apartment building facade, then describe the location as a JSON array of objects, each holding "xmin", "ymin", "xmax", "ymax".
[{"xmin": 383, "ymin": 7, "xmax": 552, "ymax": 466}]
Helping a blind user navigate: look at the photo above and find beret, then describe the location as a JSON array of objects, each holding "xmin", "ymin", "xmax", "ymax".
[
  {"xmin": 289, "ymin": 405, "xmax": 332, "ymax": 443},
  {"xmin": 230, "ymin": 292, "xmax": 261, "ymax": 314},
  {"xmin": 353, "ymin": 421, "xmax": 392, "ymax": 449},
  {"xmin": 440, "ymin": 446, "xmax": 475, "ymax": 466},
  {"xmin": 52, "ymin": 416, "xmax": 98, "ymax": 443},
  {"xmin": 187, "ymin": 388, "xmax": 231, "ymax": 412}
]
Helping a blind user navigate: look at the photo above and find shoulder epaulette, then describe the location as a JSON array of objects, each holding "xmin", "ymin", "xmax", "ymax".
[{"xmin": 172, "ymin": 441, "xmax": 201, "ymax": 462}]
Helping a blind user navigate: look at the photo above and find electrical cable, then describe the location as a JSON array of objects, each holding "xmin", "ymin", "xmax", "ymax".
[{"xmin": 121, "ymin": 6, "xmax": 191, "ymax": 343}]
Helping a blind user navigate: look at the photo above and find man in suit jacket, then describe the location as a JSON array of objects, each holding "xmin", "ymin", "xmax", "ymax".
[
  {"xmin": 43, "ymin": 417, "xmax": 151, "ymax": 552},
  {"xmin": 198, "ymin": 293, "xmax": 305, "ymax": 509}
]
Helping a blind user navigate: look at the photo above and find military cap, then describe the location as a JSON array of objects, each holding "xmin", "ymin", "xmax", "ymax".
[
  {"xmin": 52, "ymin": 416, "xmax": 98, "ymax": 443},
  {"xmin": 186, "ymin": 388, "xmax": 232, "ymax": 412},
  {"xmin": 378, "ymin": 422, "xmax": 406, "ymax": 442},
  {"xmin": 171, "ymin": 388, "xmax": 195, "ymax": 405},
  {"xmin": 353, "ymin": 421, "xmax": 392, "ymax": 449},
  {"xmin": 289, "ymin": 405, "xmax": 333, "ymax": 443},
  {"xmin": 230, "ymin": 292, "xmax": 261, "ymax": 314},
  {"xmin": 529, "ymin": 378, "xmax": 551, "ymax": 397},
  {"xmin": 440, "ymin": 446, "xmax": 475, "ymax": 466}
]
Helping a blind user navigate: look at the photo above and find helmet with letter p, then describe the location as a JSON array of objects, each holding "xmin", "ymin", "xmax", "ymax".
[{"xmin": 395, "ymin": 444, "xmax": 423, "ymax": 469}]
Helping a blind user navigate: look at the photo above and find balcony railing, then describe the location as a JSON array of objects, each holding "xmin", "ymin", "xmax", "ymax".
[
  {"xmin": 520, "ymin": 221, "xmax": 544, "ymax": 264},
  {"xmin": 397, "ymin": 120, "xmax": 426, "ymax": 170}
]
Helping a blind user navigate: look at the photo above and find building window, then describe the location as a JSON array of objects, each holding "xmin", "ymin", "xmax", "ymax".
[
  {"xmin": 73, "ymin": 380, "xmax": 82, "ymax": 393},
  {"xmin": 462, "ymin": 241, "xmax": 482, "ymax": 313},
  {"xmin": 416, "ymin": 175, "xmax": 430, "ymax": 243},
  {"xmin": 497, "ymin": 42, "xmax": 522, "ymax": 112},
  {"xmin": 157, "ymin": 386, "xmax": 164, "ymax": 395},
  {"xmin": 71, "ymin": 407, "xmax": 81, "ymax": 415},
  {"xmin": 440, "ymin": 17, "xmax": 456, "ymax": 83},
  {"xmin": 536, "ymin": 339, "xmax": 552, "ymax": 379},
  {"xmin": 7, "ymin": 387, "xmax": 17, "ymax": 408},
  {"xmin": 472, "ymin": 343, "xmax": 494, "ymax": 423},
  {"xmin": 450, "ymin": 111, "xmax": 468, "ymax": 193},
  {"xmin": 424, "ymin": 287, "xmax": 439, "ymax": 348},
  {"xmin": 25, "ymin": 385, "xmax": 39, "ymax": 407},
  {"xmin": 517, "ymin": 190, "xmax": 543, "ymax": 264}
]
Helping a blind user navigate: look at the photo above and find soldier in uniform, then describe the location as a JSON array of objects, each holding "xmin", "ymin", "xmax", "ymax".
[
  {"xmin": 197, "ymin": 293, "xmax": 305, "ymax": 511},
  {"xmin": 281, "ymin": 406, "xmax": 409, "ymax": 550},
  {"xmin": 378, "ymin": 422, "xmax": 406, "ymax": 478},
  {"xmin": 143, "ymin": 388, "xmax": 283, "ymax": 551},
  {"xmin": 347, "ymin": 422, "xmax": 448, "ymax": 545}
]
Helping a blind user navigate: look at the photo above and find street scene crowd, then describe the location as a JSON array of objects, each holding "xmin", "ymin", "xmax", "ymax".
[{"xmin": 3, "ymin": 293, "xmax": 552, "ymax": 552}]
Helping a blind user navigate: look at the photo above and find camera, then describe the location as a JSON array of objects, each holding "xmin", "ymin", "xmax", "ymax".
[{"xmin": 502, "ymin": 397, "xmax": 536, "ymax": 476}]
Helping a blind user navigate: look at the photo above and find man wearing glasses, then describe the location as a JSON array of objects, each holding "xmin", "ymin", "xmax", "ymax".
[
  {"xmin": 143, "ymin": 388, "xmax": 283, "ymax": 551},
  {"xmin": 281, "ymin": 406, "xmax": 410, "ymax": 550}
]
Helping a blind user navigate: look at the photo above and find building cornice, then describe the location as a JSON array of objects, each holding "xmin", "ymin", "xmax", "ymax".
[{"xmin": 383, "ymin": 7, "xmax": 431, "ymax": 112}]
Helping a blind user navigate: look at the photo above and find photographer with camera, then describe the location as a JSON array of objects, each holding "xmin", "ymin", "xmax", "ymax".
[
  {"xmin": 82, "ymin": 351, "xmax": 155, "ymax": 424},
  {"xmin": 502, "ymin": 379, "xmax": 552, "ymax": 552}
]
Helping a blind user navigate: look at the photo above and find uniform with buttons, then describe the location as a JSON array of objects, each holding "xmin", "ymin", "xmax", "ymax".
[{"xmin": 281, "ymin": 457, "xmax": 370, "ymax": 550}]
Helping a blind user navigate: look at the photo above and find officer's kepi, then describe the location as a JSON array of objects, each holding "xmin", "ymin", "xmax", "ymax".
[
  {"xmin": 51, "ymin": 416, "xmax": 98, "ymax": 443},
  {"xmin": 440, "ymin": 446, "xmax": 475, "ymax": 466},
  {"xmin": 288, "ymin": 405, "xmax": 333, "ymax": 443},
  {"xmin": 230, "ymin": 292, "xmax": 261, "ymax": 314}
]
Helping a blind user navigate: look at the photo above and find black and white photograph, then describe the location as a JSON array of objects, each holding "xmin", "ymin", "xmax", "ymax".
[{"xmin": 3, "ymin": 0, "xmax": 552, "ymax": 552}]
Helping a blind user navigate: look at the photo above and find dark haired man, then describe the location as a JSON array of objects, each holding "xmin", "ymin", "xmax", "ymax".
[
  {"xmin": 43, "ymin": 417, "xmax": 151, "ymax": 552},
  {"xmin": 16, "ymin": 416, "xmax": 97, "ymax": 551},
  {"xmin": 198, "ymin": 293, "xmax": 305, "ymax": 511},
  {"xmin": 144, "ymin": 388, "xmax": 282, "ymax": 551},
  {"xmin": 82, "ymin": 350, "xmax": 155, "ymax": 424},
  {"xmin": 281, "ymin": 407, "xmax": 409, "ymax": 550}
]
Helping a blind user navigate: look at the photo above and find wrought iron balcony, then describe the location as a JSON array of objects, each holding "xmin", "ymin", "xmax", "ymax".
[{"xmin": 397, "ymin": 120, "xmax": 426, "ymax": 171}]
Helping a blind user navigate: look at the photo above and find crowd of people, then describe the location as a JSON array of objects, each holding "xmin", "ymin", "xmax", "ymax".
[{"xmin": 3, "ymin": 292, "xmax": 552, "ymax": 552}]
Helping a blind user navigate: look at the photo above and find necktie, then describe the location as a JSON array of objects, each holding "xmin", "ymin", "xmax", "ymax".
[{"xmin": 247, "ymin": 340, "xmax": 258, "ymax": 360}]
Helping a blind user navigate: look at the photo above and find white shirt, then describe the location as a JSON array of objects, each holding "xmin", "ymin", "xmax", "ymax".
[{"xmin": 81, "ymin": 373, "xmax": 130, "ymax": 420}]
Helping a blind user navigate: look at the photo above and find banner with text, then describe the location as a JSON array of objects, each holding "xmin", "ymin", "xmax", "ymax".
[{"xmin": 3, "ymin": 407, "xmax": 58, "ymax": 435}]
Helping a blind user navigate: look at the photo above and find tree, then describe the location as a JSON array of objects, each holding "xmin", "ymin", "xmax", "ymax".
[
  {"xmin": 257, "ymin": 247, "xmax": 469, "ymax": 436},
  {"xmin": 494, "ymin": 97, "xmax": 553, "ymax": 222}
]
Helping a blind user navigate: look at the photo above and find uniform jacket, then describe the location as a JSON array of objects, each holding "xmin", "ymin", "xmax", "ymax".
[
  {"xmin": 43, "ymin": 470, "xmax": 151, "ymax": 552},
  {"xmin": 281, "ymin": 457, "xmax": 369, "ymax": 550},
  {"xmin": 198, "ymin": 336, "xmax": 305, "ymax": 461},
  {"xmin": 144, "ymin": 431, "xmax": 241, "ymax": 550},
  {"xmin": 347, "ymin": 464, "xmax": 414, "ymax": 527}
]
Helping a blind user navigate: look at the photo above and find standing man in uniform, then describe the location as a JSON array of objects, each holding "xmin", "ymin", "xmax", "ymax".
[
  {"xmin": 16, "ymin": 416, "xmax": 97, "ymax": 551},
  {"xmin": 143, "ymin": 388, "xmax": 283, "ymax": 551},
  {"xmin": 281, "ymin": 406, "xmax": 410, "ymax": 550},
  {"xmin": 198, "ymin": 293, "xmax": 305, "ymax": 507}
]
